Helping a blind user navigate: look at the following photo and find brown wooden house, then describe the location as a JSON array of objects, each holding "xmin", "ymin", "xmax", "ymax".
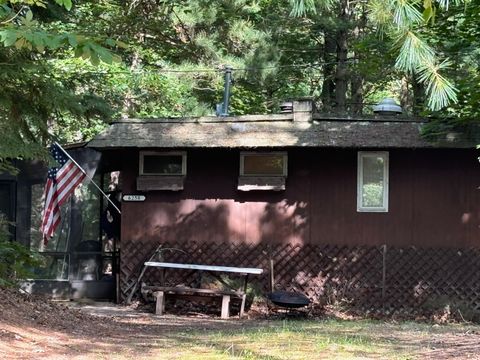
[{"xmin": 87, "ymin": 99, "xmax": 480, "ymax": 311}]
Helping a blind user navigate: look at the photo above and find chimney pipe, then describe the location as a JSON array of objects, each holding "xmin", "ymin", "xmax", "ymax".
[
  {"xmin": 292, "ymin": 98, "xmax": 313, "ymax": 122},
  {"xmin": 216, "ymin": 65, "xmax": 233, "ymax": 117}
]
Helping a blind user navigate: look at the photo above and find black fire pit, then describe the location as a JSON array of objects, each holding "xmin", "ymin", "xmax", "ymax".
[{"xmin": 268, "ymin": 290, "xmax": 310, "ymax": 309}]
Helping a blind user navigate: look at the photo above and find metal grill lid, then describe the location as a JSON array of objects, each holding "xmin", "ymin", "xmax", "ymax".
[{"xmin": 268, "ymin": 290, "xmax": 310, "ymax": 308}]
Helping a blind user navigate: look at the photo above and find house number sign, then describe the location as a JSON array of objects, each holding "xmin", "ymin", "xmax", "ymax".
[{"xmin": 122, "ymin": 194, "xmax": 146, "ymax": 202}]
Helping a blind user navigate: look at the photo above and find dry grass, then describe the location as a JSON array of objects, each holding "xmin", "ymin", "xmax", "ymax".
[{"xmin": 142, "ymin": 319, "xmax": 479, "ymax": 360}]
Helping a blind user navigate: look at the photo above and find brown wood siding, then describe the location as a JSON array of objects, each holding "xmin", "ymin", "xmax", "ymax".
[{"xmin": 116, "ymin": 148, "xmax": 480, "ymax": 249}]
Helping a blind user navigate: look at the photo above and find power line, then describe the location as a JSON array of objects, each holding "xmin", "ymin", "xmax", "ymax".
[{"xmin": 50, "ymin": 59, "xmax": 356, "ymax": 75}]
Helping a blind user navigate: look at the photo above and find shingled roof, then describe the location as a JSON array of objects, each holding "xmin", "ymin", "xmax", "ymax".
[{"xmin": 87, "ymin": 106, "xmax": 474, "ymax": 149}]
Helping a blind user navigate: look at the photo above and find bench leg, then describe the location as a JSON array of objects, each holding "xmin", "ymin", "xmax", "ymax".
[
  {"xmin": 221, "ymin": 295, "xmax": 230, "ymax": 319},
  {"xmin": 239, "ymin": 294, "xmax": 246, "ymax": 319},
  {"xmin": 154, "ymin": 291, "xmax": 165, "ymax": 315}
]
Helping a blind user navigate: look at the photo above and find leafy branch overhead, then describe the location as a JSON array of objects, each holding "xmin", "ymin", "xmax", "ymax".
[
  {"xmin": 0, "ymin": 1, "xmax": 121, "ymax": 65},
  {"xmin": 0, "ymin": 0, "xmax": 122, "ymax": 171},
  {"xmin": 1, "ymin": 0, "xmax": 72, "ymax": 10},
  {"xmin": 0, "ymin": 0, "xmax": 478, "ymax": 172}
]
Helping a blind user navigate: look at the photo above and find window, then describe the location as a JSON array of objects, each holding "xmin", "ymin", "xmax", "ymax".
[
  {"xmin": 238, "ymin": 152, "xmax": 287, "ymax": 191},
  {"xmin": 357, "ymin": 151, "xmax": 389, "ymax": 212},
  {"xmin": 139, "ymin": 151, "xmax": 186, "ymax": 176},
  {"xmin": 240, "ymin": 152, "xmax": 287, "ymax": 177},
  {"xmin": 138, "ymin": 151, "xmax": 186, "ymax": 191}
]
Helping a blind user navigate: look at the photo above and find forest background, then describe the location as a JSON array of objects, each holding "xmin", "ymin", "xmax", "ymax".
[{"xmin": 0, "ymin": 0, "xmax": 479, "ymax": 170}]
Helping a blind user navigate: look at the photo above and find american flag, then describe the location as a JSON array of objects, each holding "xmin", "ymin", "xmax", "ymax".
[{"xmin": 41, "ymin": 143, "xmax": 86, "ymax": 244}]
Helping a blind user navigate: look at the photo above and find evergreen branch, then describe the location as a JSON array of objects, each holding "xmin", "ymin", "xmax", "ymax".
[
  {"xmin": 289, "ymin": 0, "xmax": 336, "ymax": 16},
  {"xmin": 435, "ymin": 0, "xmax": 462, "ymax": 9},
  {"xmin": 392, "ymin": 0, "xmax": 423, "ymax": 27},
  {"xmin": 435, "ymin": 0, "xmax": 450, "ymax": 8},
  {"xmin": 394, "ymin": 28, "xmax": 458, "ymax": 110},
  {"xmin": 367, "ymin": 0, "xmax": 393, "ymax": 28},
  {"xmin": 394, "ymin": 30, "xmax": 435, "ymax": 72},
  {"xmin": 417, "ymin": 59, "xmax": 458, "ymax": 110},
  {"xmin": 289, "ymin": 0, "xmax": 317, "ymax": 17}
]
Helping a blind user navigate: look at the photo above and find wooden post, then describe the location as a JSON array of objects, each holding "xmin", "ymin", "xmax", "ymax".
[
  {"xmin": 160, "ymin": 268, "xmax": 165, "ymax": 286},
  {"xmin": 382, "ymin": 245, "xmax": 387, "ymax": 301},
  {"xmin": 155, "ymin": 291, "xmax": 165, "ymax": 315},
  {"xmin": 115, "ymin": 273, "xmax": 120, "ymax": 304},
  {"xmin": 239, "ymin": 294, "xmax": 246, "ymax": 319},
  {"xmin": 221, "ymin": 295, "xmax": 230, "ymax": 319},
  {"xmin": 243, "ymin": 274, "xmax": 249, "ymax": 293},
  {"xmin": 269, "ymin": 259, "xmax": 275, "ymax": 293}
]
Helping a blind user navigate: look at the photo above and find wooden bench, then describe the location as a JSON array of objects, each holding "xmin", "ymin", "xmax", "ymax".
[
  {"xmin": 143, "ymin": 262, "xmax": 263, "ymax": 319},
  {"xmin": 145, "ymin": 286, "xmax": 246, "ymax": 319}
]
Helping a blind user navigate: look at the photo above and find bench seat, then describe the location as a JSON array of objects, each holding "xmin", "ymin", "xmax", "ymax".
[{"xmin": 146, "ymin": 286, "xmax": 246, "ymax": 319}]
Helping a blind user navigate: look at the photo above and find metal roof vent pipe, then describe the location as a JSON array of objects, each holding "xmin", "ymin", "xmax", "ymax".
[
  {"xmin": 216, "ymin": 65, "xmax": 233, "ymax": 117},
  {"xmin": 373, "ymin": 98, "xmax": 403, "ymax": 116}
]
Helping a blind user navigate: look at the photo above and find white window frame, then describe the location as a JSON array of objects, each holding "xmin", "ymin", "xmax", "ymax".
[
  {"xmin": 139, "ymin": 151, "xmax": 187, "ymax": 176},
  {"xmin": 240, "ymin": 151, "xmax": 288, "ymax": 177},
  {"xmin": 357, "ymin": 151, "xmax": 389, "ymax": 212}
]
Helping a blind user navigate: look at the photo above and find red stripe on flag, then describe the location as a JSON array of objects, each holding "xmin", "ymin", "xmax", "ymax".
[
  {"xmin": 41, "ymin": 148, "xmax": 87, "ymax": 245},
  {"xmin": 57, "ymin": 169, "xmax": 86, "ymax": 206}
]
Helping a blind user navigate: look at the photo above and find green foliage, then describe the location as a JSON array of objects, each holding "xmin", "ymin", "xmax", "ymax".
[
  {"xmin": 419, "ymin": 0, "xmax": 480, "ymax": 138},
  {"xmin": 373, "ymin": 0, "xmax": 463, "ymax": 111},
  {"xmin": 0, "ymin": 0, "xmax": 478, "ymax": 164},
  {"xmin": 0, "ymin": 217, "xmax": 42, "ymax": 286},
  {"xmin": 0, "ymin": 2, "xmax": 116, "ymax": 63},
  {"xmin": 362, "ymin": 183, "xmax": 384, "ymax": 208},
  {"xmin": 289, "ymin": 0, "xmax": 318, "ymax": 16},
  {"xmin": 54, "ymin": 0, "xmax": 71, "ymax": 11},
  {"xmin": 229, "ymin": 84, "xmax": 269, "ymax": 116},
  {"xmin": 0, "ymin": 0, "xmax": 118, "ymax": 170}
]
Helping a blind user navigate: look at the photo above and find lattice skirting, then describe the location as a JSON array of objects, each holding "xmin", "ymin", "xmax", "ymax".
[{"xmin": 120, "ymin": 240, "xmax": 480, "ymax": 312}]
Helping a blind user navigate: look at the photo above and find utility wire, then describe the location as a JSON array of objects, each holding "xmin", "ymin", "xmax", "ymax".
[{"xmin": 48, "ymin": 59, "xmax": 356, "ymax": 75}]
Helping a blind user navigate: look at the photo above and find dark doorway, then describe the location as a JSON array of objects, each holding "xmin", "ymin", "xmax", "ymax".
[{"xmin": 0, "ymin": 181, "xmax": 16, "ymax": 239}]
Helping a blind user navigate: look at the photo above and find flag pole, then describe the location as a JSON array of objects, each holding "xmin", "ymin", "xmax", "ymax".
[{"xmin": 54, "ymin": 142, "xmax": 122, "ymax": 214}]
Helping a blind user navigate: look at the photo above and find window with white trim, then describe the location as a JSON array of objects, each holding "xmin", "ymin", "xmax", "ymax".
[
  {"xmin": 357, "ymin": 151, "xmax": 389, "ymax": 212},
  {"xmin": 139, "ymin": 151, "xmax": 186, "ymax": 176},
  {"xmin": 137, "ymin": 151, "xmax": 187, "ymax": 191}
]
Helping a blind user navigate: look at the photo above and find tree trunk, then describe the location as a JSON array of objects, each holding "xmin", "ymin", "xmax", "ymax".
[
  {"xmin": 351, "ymin": 73, "xmax": 363, "ymax": 115},
  {"xmin": 412, "ymin": 75, "xmax": 425, "ymax": 115},
  {"xmin": 334, "ymin": 0, "xmax": 349, "ymax": 114},
  {"xmin": 350, "ymin": 6, "xmax": 366, "ymax": 115},
  {"xmin": 321, "ymin": 32, "xmax": 336, "ymax": 111},
  {"xmin": 400, "ymin": 76, "xmax": 413, "ymax": 115},
  {"xmin": 121, "ymin": 47, "xmax": 142, "ymax": 118}
]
